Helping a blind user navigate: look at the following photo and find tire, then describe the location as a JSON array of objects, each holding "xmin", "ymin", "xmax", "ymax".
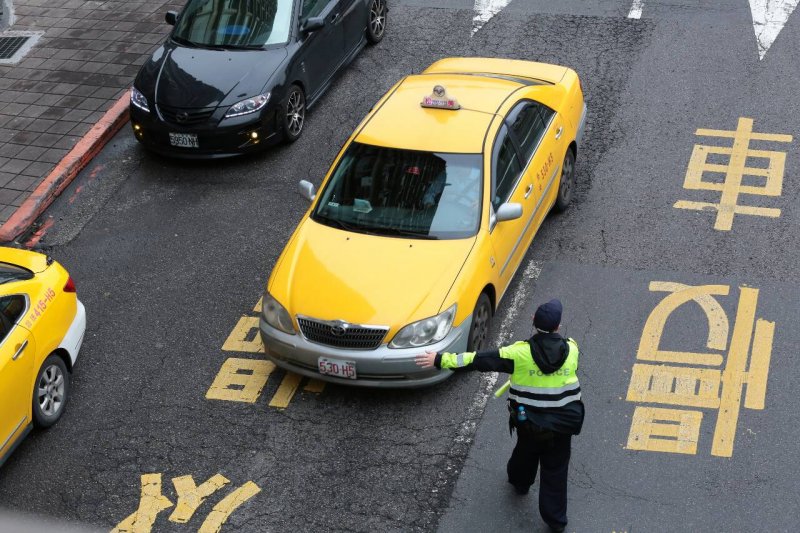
[
  {"xmin": 32, "ymin": 354, "xmax": 70, "ymax": 429},
  {"xmin": 554, "ymin": 148, "xmax": 576, "ymax": 212},
  {"xmin": 366, "ymin": 0, "xmax": 387, "ymax": 44},
  {"xmin": 467, "ymin": 293, "xmax": 493, "ymax": 352},
  {"xmin": 281, "ymin": 85, "xmax": 306, "ymax": 143}
]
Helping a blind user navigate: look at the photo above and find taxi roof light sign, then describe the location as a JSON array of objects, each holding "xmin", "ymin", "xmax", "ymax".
[{"xmin": 421, "ymin": 85, "xmax": 460, "ymax": 110}]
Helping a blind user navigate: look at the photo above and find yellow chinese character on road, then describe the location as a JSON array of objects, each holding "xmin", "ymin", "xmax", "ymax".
[
  {"xmin": 626, "ymin": 282, "xmax": 775, "ymax": 457},
  {"xmin": 112, "ymin": 473, "xmax": 261, "ymax": 533},
  {"xmin": 674, "ymin": 117, "xmax": 793, "ymax": 230}
]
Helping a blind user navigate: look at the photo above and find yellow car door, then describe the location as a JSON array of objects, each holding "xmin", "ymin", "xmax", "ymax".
[
  {"xmin": 0, "ymin": 294, "xmax": 35, "ymax": 460},
  {"xmin": 506, "ymin": 100, "xmax": 566, "ymax": 242},
  {"xmin": 486, "ymin": 119, "xmax": 531, "ymax": 296}
]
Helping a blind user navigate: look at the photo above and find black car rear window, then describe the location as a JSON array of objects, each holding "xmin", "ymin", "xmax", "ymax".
[{"xmin": 0, "ymin": 262, "xmax": 34, "ymax": 285}]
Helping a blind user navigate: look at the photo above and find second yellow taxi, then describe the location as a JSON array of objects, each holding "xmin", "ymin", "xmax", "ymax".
[{"xmin": 260, "ymin": 57, "xmax": 586, "ymax": 387}]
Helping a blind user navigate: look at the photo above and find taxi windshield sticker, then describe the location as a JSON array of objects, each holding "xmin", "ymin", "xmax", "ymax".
[{"xmin": 421, "ymin": 85, "xmax": 461, "ymax": 110}]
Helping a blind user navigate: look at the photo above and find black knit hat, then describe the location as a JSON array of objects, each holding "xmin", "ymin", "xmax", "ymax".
[{"xmin": 534, "ymin": 299, "xmax": 562, "ymax": 332}]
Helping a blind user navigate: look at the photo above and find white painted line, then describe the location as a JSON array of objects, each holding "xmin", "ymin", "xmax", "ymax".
[
  {"xmin": 749, "ymin": 0, "xmax": 799, "ymax": 60},
  {"xmin": 627, "ymin": 0, "xmax": 644, "ymax": 19},
  {"xmin": 454, "ymin": 259, "xmax": 543, "ymax": 445},
  {"xmin": 472, "ymin": 0, "xmax": 513, "ymax": 35}
]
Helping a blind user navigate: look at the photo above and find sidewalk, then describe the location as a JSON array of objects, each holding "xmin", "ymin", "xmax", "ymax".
[{"xmin": 0, "ymin": 0, "xmax": 177, "ymax": 241}]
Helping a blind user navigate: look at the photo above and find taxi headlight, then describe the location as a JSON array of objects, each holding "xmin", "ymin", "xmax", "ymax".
[
  {"xmin": 389, "ymin": 305, "xmax": 456, "ymax": 349},
  {"xmin": 262, "ymin": 292, "xmax": 295, "ymax": 334},
  {"xmin": 225, "ymin": 93, "xmax": 271, "ymax": 118}
]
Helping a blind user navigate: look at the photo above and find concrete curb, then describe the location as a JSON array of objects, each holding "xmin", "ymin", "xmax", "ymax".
[{"xmin": 0, "ymin": 90, "xmax": 131, "ymax": 242}]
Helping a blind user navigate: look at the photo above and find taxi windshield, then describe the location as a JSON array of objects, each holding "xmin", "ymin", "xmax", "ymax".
[
  {"xmin": 172, "ymin": 0, "xmax": 295, "ymax": 49},
  {"xmin": 312, "ymin": 142, "xmax": 482, "ymax": 240}
]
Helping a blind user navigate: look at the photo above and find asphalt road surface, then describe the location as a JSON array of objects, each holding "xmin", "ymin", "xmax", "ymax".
[{"xmin": 1, "ymin": 1, "xmax": 799, "ymax": 532}]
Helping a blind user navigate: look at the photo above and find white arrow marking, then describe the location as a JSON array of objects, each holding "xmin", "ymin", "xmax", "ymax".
[
  {"xmin": 627, "ymin": 0, "xmax": 644, "ymax": 19},
  {"xmin": 472, "ymin": 0, "xmax": 513, "ymax": 35},
  {"xmin": 749, "ymin": 0, "xmax": 799, "ymax": 59}
]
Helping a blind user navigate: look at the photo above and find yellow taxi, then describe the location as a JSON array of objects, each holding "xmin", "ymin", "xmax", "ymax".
[
  {"xmin": 260, "ymin": 57, "xmax": 586, "ymax": 387},
  {"xmin": 0, "ymin": 247, "xmax": 86, "ymax": 466}
]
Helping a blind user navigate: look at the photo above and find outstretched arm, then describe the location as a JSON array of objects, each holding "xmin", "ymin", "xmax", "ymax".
[{"xmin": 415, "ymin": 349, "xmax": 514, "ymax": 373}]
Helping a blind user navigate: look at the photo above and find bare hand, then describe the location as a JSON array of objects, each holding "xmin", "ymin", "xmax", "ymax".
[{"xmin": 415, "ymin": 350, "xmax": 437, "ymax": 368}]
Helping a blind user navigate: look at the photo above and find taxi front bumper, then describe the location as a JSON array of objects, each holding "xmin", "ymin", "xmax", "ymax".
[{"xmin": 259, "ymin": 315, "xmax": 472, "ymax": 388}]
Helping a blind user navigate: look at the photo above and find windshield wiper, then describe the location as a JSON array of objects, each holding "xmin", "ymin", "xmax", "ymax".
[
  {"xmin": 171, "ymin": 35, "xmax": 200, "ymax": 48},
  {"xmin": 218, "ymin": 43, "xmax": 264, "ymax": 50},
  {"xmin": 316, "ymin": 216, "xmax": 379, "ymax": 236},
  {"xmin": 373, "ymin": 228, "xmax": 438, "ymax": 240}
]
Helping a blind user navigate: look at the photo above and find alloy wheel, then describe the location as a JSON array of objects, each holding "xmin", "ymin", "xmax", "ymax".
[
  {"xmin": 38, "ymin": 364, "xmax": 65, "ymax": 417},
  {"xmin": 471, "ymin": 301, "xmax": 490, "ymax": 351},
  {"xmin": 286, "ymin": 90, "xmax": 305, "ymax": 137},
  {"xmin": 560, "ymin": 152, "xmax": 574, "ymax": 202},
  {"xmin": 369, "ymin": 0, "xmax": 386, "ymax": 39}
]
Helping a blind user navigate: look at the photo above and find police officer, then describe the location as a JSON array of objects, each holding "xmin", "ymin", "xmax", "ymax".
[{"xmin": 415, "ymin": 299, "xmax": 584, "ymax": 533}]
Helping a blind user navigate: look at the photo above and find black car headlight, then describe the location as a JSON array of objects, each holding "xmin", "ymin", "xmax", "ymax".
[
  {"xmin": 389, "ymin": 305, "xmax": 456, "ymax": 349},
  {"xmin": 225, "ymin": 93, "xmax": 271, "ymax": 118},
  {"xmin": 130, "ymin": 86, "xmax": 150, "ymax": 112},
  {"xmin": 262, "ymin": 292, "xmax": 295, "ymax": 334}
]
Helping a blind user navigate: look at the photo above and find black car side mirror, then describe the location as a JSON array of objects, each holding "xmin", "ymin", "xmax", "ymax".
[
  {"xmin": 165, "ymin": 11, "xmax": 178, "ymax": 25},
  {"xmin": 302, "ymin": 17, "xmax": 325, "ymax": 34}
]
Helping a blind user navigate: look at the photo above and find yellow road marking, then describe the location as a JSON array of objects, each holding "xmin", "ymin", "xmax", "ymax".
[
  {"xmin": 206, "ymin": 358, "xmax": 275, "ymax": 403},
  {"xmin": 712, "ymin": 287, "xmax": 757, "ymax": 457},
  {"xmin": 169, "ymin": 474, "xmax": 230, "ymax": 523},
  {"xmin": 269, "ymin": 372, "xmax": 304, "ymax": 409},
  {"xmin": 112, "ymin": 474, "xmax": 174, "ymax": 533},
  {"xmin": 627, "ymin": 407, "xmax": 703, "ymax": 455},
  {"xmin": 222, "ymin": 316, "xmax": 264, "ymax": 353},
  {"xmin": 626, "ymin": 282, "xmax": 775, "ymax": 457},
  {"xmin": 744, "ymin": 318, "xmax": 774, "ymax": 410},
  {"xmin": 674, "ymin": 117, "xmax": 792, "ymax": 231},
  {"xmin": 198, "ymin": 481, "xmax": 262, "ymax": 533}
]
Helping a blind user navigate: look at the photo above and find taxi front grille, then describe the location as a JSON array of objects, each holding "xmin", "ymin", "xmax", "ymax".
[
  {"xmin": 297, "ymin": 318, "xmax": 387, "ymax": 350},
  {"xmin": 156, "ymin": 104, "xmax": 216, "ymax": 126}
]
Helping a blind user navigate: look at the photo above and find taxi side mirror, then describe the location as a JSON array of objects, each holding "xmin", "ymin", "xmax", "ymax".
[
  {"xmin": 299, "ymin": 180, "xmax": 316, "ymax": 202},
  {"xmin": 495, "ymin": 203, "xmax": 522, "ymax": 223},
  {"xmin": 165, "ymin": 11, "xmax": 178, "ymax": 25}
]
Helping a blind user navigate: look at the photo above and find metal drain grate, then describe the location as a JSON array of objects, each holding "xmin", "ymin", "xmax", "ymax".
[{"xmin": 0, "ymin": 36, "xmax": 28, "ymax": 59}]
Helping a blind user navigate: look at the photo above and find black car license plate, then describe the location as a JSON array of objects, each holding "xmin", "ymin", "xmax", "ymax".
[{"xmin": 169, "ymin": 132, "xmax": 199, "ymax": 148}]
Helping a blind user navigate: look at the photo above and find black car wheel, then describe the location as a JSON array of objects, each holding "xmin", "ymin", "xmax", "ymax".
[
  {"xmin": 32, "ymin": 354, "xmax": 70, "ymax": 428},
  {"xmin": 554, "ymin": 148, "xmax": 576, "ymax": 212},
  {"xmin": 366, "ymin": 0, "xmax": 387, "ymax": 44},
  {"xmin": 467, "ymin": 293, "xmax": 493, "ymax": 352},
  {"xmin": 282, "ymin": 85, "xmax": 306, "ymax": 142}
]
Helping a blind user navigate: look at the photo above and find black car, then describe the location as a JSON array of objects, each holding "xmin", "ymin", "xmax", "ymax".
[{"xmin": 129, "ymin": 0, "xmax": 387, "ymax": 158}]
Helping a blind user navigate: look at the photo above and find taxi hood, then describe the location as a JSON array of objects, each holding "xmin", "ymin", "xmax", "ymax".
[{"xmin": 269, "ymin": 220, "xmax": 476, "ymax": 332}]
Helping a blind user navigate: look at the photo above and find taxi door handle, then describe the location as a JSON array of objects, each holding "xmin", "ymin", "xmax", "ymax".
[
  {"xmin": 330, "ymin": 12, "xmax": 340, "ymax": 23},
  {"xmin": 12, "ymin": 340, "xmax": 27, "ymax": 361},
  {"xmin": 555, "ymin": 126, "xmax": 563, "ymax": 140},
  {"xmin": 524, "ymin": 184, "xmax": 533, "ymax": 199}
]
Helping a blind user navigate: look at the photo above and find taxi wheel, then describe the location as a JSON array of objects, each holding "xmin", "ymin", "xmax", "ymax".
[
  {"xmin": 554, "ymin": 149, "xmax": 576, "ymax": 212},
  {"xmin": 282, "ymin": 85, "xmax": 306, "ymax": 143},
  {"xmin": 366, "ymin": 0, "xmax": 387, "ymax": 44},
  {"xmin": 467, "ymin": 293, "xmax": 493, "ymax": 352},
  {"xmin": 32, "ymin": 355, "xmax": 70, "ymax": 429}
]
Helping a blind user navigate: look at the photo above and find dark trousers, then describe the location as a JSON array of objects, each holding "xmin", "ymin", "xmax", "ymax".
[{"xmin": 507, "ymin": 430, "xmax": 572, "ymax": 528}]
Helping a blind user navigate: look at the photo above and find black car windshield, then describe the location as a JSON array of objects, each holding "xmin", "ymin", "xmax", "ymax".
[
  {"xmin": 312, "ymin": 143, "xmax": 483, "ymax": 240},
  {"xmin": 172, "ymin": 0, "xmax": 295, "ymax": 48}
]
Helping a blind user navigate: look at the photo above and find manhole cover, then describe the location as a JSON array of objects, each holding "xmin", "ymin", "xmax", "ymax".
[{"xmin": 0, "ymin": 35, "xmax": 28, "ymax": 59}]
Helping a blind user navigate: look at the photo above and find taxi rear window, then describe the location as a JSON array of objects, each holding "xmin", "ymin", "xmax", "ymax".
[{"xmin": 0, "ymin": 262, "xmax": 34, "ymax": 285}]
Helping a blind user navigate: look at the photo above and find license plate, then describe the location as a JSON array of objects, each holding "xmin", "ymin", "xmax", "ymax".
[
  {"xmin": 318, "ymin": 357, "xmax": 357, "ymax": 379},
  {"xmin": 169, "ymin": 132, "xmax": 199, "ymax": 148}
]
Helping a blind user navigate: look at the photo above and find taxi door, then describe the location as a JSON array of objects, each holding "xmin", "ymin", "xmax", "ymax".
[
  {"xmin": 505, "ymin": 100, "xmax": 565, "ymax": 246},
  {"xmin": 0, "ymin": 295, "xmax": 35, "ymax": 460},
  {"xmin": 486, "ymin": 121, "xmax": 531, "ymax": 296}
]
